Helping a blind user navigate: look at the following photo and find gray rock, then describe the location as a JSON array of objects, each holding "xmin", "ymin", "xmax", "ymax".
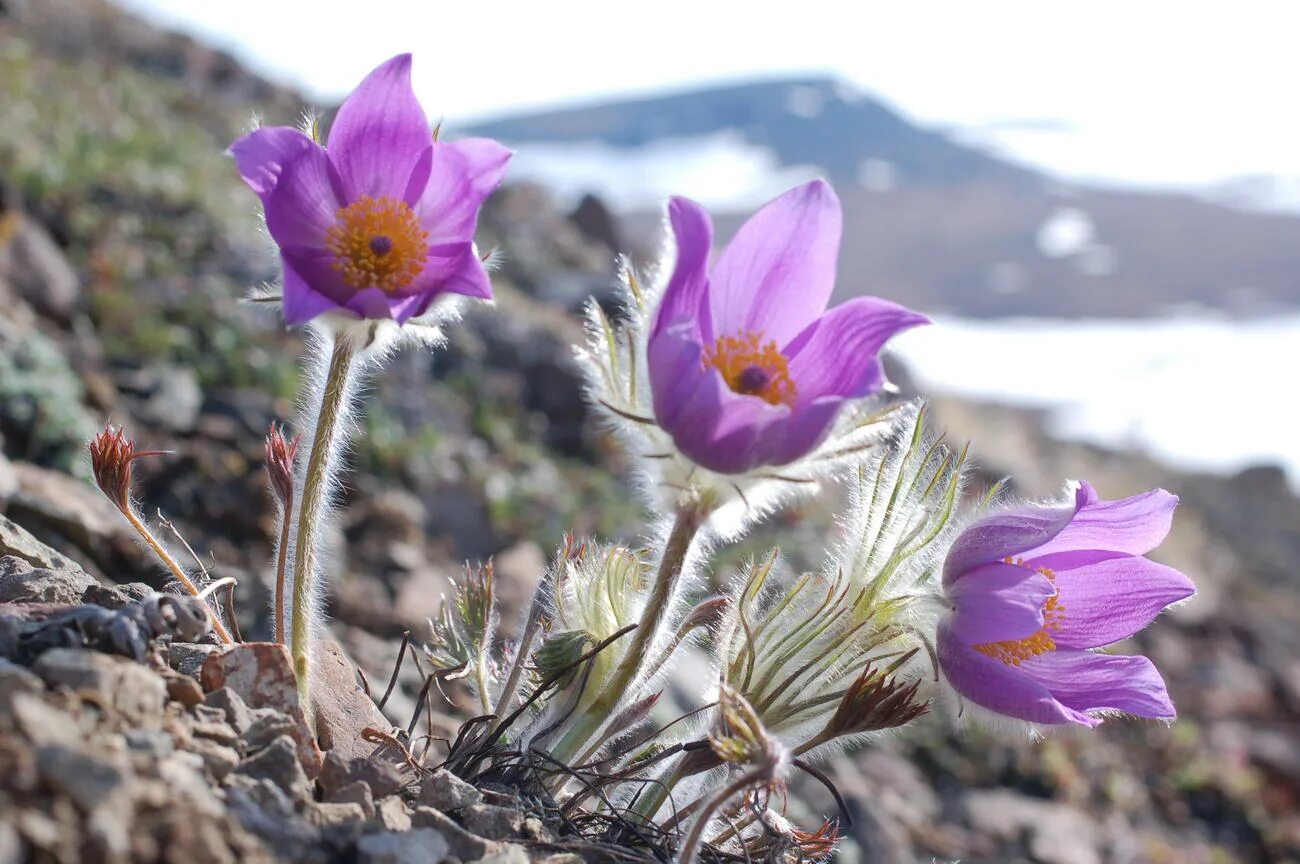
[
  {"xmin": 188, "ymin": 736, "xmax": 240, "ymax": 780},
  {"xmin": 357, "ymin": 828, "xmax": 449, "ymax": 864},
  {"xmin": 242, "ymin": 707, "xmax": 298, "ymax": 751},
  {"xmin": 7, "ymin": 692, "xmax": 83, "ymax": 747},
  {"xmin": 461, "ymin": 803, "xmax": 523, "ymax": 840},
  {"xmin": 0, "ymin": 820, "xmax": 22, "ymax": 864},
  {"xmin": 0, "ymin": 214, "xmax": 80, "ymax": 318},
  {"xmin": 0, "ymin": 451, "xmax": 15, "ymax": 504},
  {"xmin": 31, "ymin": 647, "xmax": 166, "ymax": 723},
  {"xmin": 224, "ymin": 776, "xmax": 321, "ymax": 859},
  {"xmin": 965, "ymin": 790, "xmax": 1100, "ymax": 864},
  {"xmin": 0, "ymin": 658, "xmax": 43, "ymax": 711},
  {"xmin": 326, "ymin": 779, "xmax": 376, "ymax": 818},
  {"xmin": 376, "ymin": 795, "xmax": 412, "ymax": 831},
  {"xmin": 203, "ymin": 687, "xmax": 253, "ymax": 734},
  {"xmin": 411, "ymin": 807, "xmax": 496, "ymax": 861},
  {"xmin": 477, "ymin": 844, "xmax": 530, "ymax": 864},
  {"xmin": 307, "ymin": 801, "xmax": 367, "ymax": 828},
  {"xmin": 232, "ymin": 735, "xmax": 311, "ymax": 801},
  {"xmin": 122, "ymin": 366, "xmax": 203, "ymax": 434},
  {"xmin": 0, "ymin": 555, "xmax": 92, "ymax": 603},
  {"xmin": 419, "ymin": 768, "xmax": 482, "ymax": 812},
  {"xmin": 169, "ymin": 641, "xmax": 220, "ymax": 677},
  {"xmin": 318, "ymin": 749, "xmax": 406, "ymax": 799},
  {"xmin": 123, "ymin": 727, "xmax": 174, "ymax": 757},
  {"xmin": 35, "ymin": 745, "xmax": 129, "ymax": 813}
]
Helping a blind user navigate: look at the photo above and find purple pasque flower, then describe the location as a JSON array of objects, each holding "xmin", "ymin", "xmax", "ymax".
[
  {"xmin": 647, "ymin": 180, "xmax": 928, "ymax": 474},
  {"xmin": 937, "ymin": 482, "xmax": 1194, "ymax": 727},
  {"xmin": 230, "ymin": 54, "xmax": 510, "ymax": 326}
]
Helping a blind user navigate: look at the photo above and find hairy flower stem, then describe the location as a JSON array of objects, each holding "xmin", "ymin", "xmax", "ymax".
[
  {"xmin": 549, "ymin": 498, "xmax": 709, "ymax": 763},
  {"xmin": 676, "ymin": 769, "xmax": 766, "ymax": 864},
  {"xmin": 273, "ymin": 495, "xmax": 292, "ymax": 643},
  {"xmin": 122, "ymin": 508, "xmax": 232, "ymax": 644},
  {"xmin": 290, "ymin": 334, "xmax": 358, "ymax": 708}
]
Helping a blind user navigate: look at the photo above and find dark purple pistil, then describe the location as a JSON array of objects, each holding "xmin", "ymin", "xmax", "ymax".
[
  {"xmin": 369, "ymin": 235, "xmax": 393, "ymax": 257},
  {"xmin": 736, "ymin": 365, "xmax": 771, "ymax": 395}
]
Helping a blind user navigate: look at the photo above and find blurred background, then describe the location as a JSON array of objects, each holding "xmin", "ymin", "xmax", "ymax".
[{"xmin": 1, "ymin": 1, "xmax": 1297, "ymax": 861}]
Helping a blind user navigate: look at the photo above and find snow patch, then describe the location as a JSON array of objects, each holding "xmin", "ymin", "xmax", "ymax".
[
  {"xmin": 502, "ymin": 132, "xmax": 821, "ymax": 211},
  {"xmin": 892, "ymin": 314, "xmax": 1300, "ymax": 487},
  {"xmin": 1036, "ymin": 207, "xmax": 1094, "ymax": 257}
]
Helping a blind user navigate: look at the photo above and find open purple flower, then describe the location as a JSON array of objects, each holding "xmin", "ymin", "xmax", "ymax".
[
  {"xmin": 937, "ymin": 482, "xmax": 1194, "ymax": 727},
  {"xmin": 648, "ymin": 181, "xmax": 928, "ymax": 474},
  {"xmin": 230, "ymin": 54, "xmax": 510, "ymax": 326}
]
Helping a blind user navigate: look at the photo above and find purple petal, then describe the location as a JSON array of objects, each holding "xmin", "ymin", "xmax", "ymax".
[
  {"xmin": 263, "ymin": 144, "xmax": 343, "ymax": 251},
  {"xmin": 708, "ymin": 180, "xmax": 841, "ymax": 346},
  {"xmin": 943, "ymin": 501, "xmax": 1078, "ymax": 588},
  {"xmin": 760, "ymin": 396, "xmax": 842, "ymax": 466},
  {"xmin": 230, "ymin": 126, "xmax": 317, "ymax": 203},
  {"xmin": 658, "ymin": 366, "xmax": 792, "ymax": 475},
  {"xmin": 412, "ymin": 140, "xmax": 509, "ymax": 244},
  {"xmin": 281, "ymin": 256, "xmax": 347, "ymax": 326},
  {"xmin": 1020, "ymin": 650, "xmax": 1176, "ymax": 721},
  {"xmin": 1024, "ymin": 485, "xmax": 1178, "ymax": 563},
  {"xmin": 937, "ymin": 623, "xmax": 1098, "ymax": 727},
  {"xmin": 1050, "ymin": 557, "xmax": 1194, "ymax": 649},
  {"xmin": 421, "ymin": 243, "xmax": 493, "ymax": 304},
  {"xmin": 649, "ymin": 327, "xmax": 708, "ymax": 431},
  {"xmin": 651, "ymin": 197, "xmax": 714, "ymax": 340},
  {"xmin": 326, "ymin": 54, "xmax": 431, "ymax": 200},
  {"xmin": 946, "ymin": 562, "xmax": 1055, "ymax": 645},
  {"xmin": 785, "ymin": 297, "xmax": 930, "ymax": 400}
]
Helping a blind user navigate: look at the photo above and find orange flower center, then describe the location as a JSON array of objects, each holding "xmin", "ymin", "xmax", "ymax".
[
  {"xmin": 703, "ymin": 331, "xmax": 797, "ymax": 407},
  {"xmin": 973, "ymin": 556, "xmax": 1068, "ymax": 666},
  {"xmin": 324, "ymin": 195, "xmax": 429, "ymax": 294}
]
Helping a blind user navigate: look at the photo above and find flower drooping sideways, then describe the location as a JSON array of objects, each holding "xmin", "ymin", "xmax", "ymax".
[
  {"xmin": 230, "ymin": 54, "xmax": 510, "ymax": 326},
  {"xmin": 937, "ymin": 482, "xmax": 1195, "ymax": 727},
  {"xmin": 647, "ymin": 181, "xmax": 928, "ymax": 474}
]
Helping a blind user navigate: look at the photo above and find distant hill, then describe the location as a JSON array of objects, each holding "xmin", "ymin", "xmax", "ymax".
[
  {"xmin": 465, "ymin": 77, "xmax": 1036, "ymax": 191},
  {"xmin": 467, "ymin": 79, "xmax": 1300, "ymax": 319}
]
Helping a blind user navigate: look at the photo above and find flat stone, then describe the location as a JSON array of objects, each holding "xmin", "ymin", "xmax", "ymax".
[
  {"xmin": 0, "ymin": 520, "xmax": 86, "ymax": 573},
  {"xmin": 200, "ymin": 642, "xmax": 321, "ymax": 778},
  {"xmin": 8, "ymin": 462, "xmax": 137, "ymax": 567},
  {"xmin": 357, "ymin": 828, "xmax": 449, "ymax": 864},
  {"xmin": 231, "ymin": 735, "xmax": 311, "ymax": 801},
  {"xmin": 0, "ymin": 557, "xmax": 94, "ymax": 604},
  {"xmin": 203, "ymin": 687, "xmax": 253, "ymax": 734},
  {"xmin": 461, "ymin": 803, "xmax": 523, "ymax": 840},
  {"xmin": 32, "ymin": 647, "xmax": 165, "ymax": 724},
  {"xmin": 312, "ymin": 638, "xmax": 406, "ymax": 768},
  {"xmin": 419, "ymin": 768, "xmax": 483, "ymax": 812}
]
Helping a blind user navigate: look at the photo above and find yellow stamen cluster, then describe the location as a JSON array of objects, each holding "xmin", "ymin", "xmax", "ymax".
[
  {"xmin": 973, "ymin": 556, "xmax": 1068, "ymax": 666},
  {"xmin": 703, "ymin": 331, "xmax": 797, "ymax": 407},
  {"xmin": 324, "ymin": 196, "xmax": 428, "ymax": 294}
]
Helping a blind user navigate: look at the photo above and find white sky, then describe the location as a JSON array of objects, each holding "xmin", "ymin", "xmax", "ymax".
[{"xmin": 118, "ymin": 0, "xmax": 1300, "ymax": 190}]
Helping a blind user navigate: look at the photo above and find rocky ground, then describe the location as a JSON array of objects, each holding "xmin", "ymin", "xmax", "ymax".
[{"xmin": 2, "ymin": 1, "xmax": 1299, "ymax": 862}]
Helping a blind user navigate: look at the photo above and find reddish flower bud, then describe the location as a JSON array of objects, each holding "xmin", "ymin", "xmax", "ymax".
[
  {"xmin": 264, "ymin": 424, "xmax": 300, "ymax": 509},
  {"xmin": 87, "ymin": 424, "xmax": 166, "ymax": 514}
]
